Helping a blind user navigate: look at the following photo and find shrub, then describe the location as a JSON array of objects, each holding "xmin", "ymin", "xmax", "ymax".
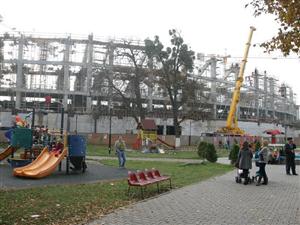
[
  {"xmin": 206, "ymin": 143, "xmax": 218, "ymax": 163},
  {"xmin": 229, "ymin": 144, "xmax": 240, "ymax": 165},
  {"xmin": 197, "ymin": 141, "xmax": 208, "ymax": 160}
]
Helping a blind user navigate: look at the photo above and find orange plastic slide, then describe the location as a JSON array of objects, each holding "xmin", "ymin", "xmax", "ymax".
[
  {"xmin": 157, "ymin": 137, "xmax": 175, "ymax": 149},
  {"xmin": 0, "ymin": 145, "xmax": 16, "ymax": 161},
  {"xmin": 14, "ymin": 147, "xmax": 68, "ymax": 179}
]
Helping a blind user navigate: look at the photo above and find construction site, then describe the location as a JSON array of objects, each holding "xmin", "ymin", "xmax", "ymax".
[{"xmin": 0, "ymin": 31, "xmax": 299, "ymax": 145}]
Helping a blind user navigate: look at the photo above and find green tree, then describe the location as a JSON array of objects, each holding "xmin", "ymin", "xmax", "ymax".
[
  {"xmin": 197, "ymin": 141, "xmax": 208, "ymax": 160},
  {"xmin": 145, "ymin": 29, "xmax": 199, "ymax": 140},
  {"xmin": 246, "ymin": 0, "xmax": 300, "ymax": 55}
]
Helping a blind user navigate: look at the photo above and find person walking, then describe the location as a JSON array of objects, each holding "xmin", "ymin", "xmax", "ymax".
[
  {"xmin": 115, "ymin": 135, "xmax": 126, "ymax": 168},
  {"xmin": 237, "ymin": 141, "xmax": 253, "ymax": 185},
  {"xmin": 256, "ymin": 140, "xmax": 269, "ymax": 186},
  {"xmin": 285, "ymin": 137, "xmax": 298, "ymax": 175}
]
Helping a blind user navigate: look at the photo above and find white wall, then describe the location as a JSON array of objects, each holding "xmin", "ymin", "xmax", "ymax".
[{"xmin": 0, "ymin": 111, "xmax": 298, "ymax": 137}]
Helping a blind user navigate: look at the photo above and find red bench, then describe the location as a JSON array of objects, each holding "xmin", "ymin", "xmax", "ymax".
[{"xmin": 127, "ymin": 169, "xmax": 172, "ymax": 198}]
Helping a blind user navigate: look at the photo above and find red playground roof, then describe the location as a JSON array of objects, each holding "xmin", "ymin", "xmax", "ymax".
[{"xmin": 141, "ymin": 119, "xmax": 157, "ymax": 130}]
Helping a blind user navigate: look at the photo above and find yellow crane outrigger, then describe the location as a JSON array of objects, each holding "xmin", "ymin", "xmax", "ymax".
[{"xmin": 218, "ymin": 26, "xmax": 256, "ymax": 135}]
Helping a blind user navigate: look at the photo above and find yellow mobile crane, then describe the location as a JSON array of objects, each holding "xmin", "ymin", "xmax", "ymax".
[{"xmin": 218, "ymin": 26, "xmax": 256, "ymax": 135}]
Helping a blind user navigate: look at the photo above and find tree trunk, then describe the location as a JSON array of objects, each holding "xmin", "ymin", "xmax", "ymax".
[
  {"xmin": 172, "ymin": 108, "xmax": 181, "ymax": 148},
  {"xmin": 133, "ymin": 73, "xmax": 145, "ymax": 120}
]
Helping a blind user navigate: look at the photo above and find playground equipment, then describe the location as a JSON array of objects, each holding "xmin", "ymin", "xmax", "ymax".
[
  {"xmin": 0, "ymin": 110, "xmax": 38, "ymax": 164},
  {"xmin": 68, "ymin": 134, "xmax": 87, "ymax": 172},
  {"xmin": 13, "ymin": 132, "xmax": 87, "ymax": 178},
  {"xmin": 13, "ymin": 146, "xmax": 67, "ymax": 178},
  {"xmin": 0, "ymin": 145, "xmax": 17, "ymax": 161},
  {"xmin": 133, "ymin": 119, "xmax": 175, "ymax": 151},
  {"xmin": 0, "ymin": 113, "xmax": 33, "ymax": 162},
  {"xmin": 4, "ymin": 105, "xmax": 87, "ymax": 178},
  {"xmin": 5, "ymin": 127, "xmax": 36, "ymax": 167},
  {"xmin": 218, "ymin": 26, "xmax": 256, "ymax": 135},
  {"xmin": 157, "ymin": 137, "xmax": 175, "ymax": 149}
]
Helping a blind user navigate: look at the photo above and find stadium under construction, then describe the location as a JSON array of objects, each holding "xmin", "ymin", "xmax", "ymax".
[{"xmin": 0, "ymin": 32, "xmax": 299, "ymax": 142}]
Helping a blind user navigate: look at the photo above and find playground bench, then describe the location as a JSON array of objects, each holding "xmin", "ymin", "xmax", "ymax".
[{"xmin": 127, "ymin": 169, "xmax": 172, "ymax": 198}]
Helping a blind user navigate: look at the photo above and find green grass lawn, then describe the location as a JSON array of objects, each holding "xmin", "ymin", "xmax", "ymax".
[
  {"xmin": 0, "ymin": 160, "xmax": 233, "ymax": 225},
  {"xmin": 87, "ymin": 144, "xmax": 229, "ymax": 159}
]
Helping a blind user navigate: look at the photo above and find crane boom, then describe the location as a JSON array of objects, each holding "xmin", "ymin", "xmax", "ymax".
[{"xmin": 218, "ymin": 26, "xmax": 256, "ymax": 135}]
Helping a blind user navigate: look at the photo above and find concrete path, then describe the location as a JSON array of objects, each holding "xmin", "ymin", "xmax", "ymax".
[
  {"xmin": 88, "ymin": 164, "xmax": 300, "ymax": 225},
  {"xmin": 87, "ymin": 155, "xmax": 204, "ymax": 163}
]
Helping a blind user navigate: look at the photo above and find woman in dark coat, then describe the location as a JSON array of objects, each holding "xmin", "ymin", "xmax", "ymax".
[{"xmin": 237, "ymin": 141, "xmax": 253, "ymax": 185}]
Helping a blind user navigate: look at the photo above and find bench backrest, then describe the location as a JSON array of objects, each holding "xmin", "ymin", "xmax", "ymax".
[
  {"xmin": 128, "ymin": 171, "xmax": 138, "ymax": 183},
  {"xmin": 146, "ymin": 170, "xmax": 155, "ymax": 179},
  {"xmin": 137, "ymin": 171, "xmax": 148, "ymax": 181},
  {"xmin": 153, "ymin": 169, "xmax": 161, "ymax": 177}
]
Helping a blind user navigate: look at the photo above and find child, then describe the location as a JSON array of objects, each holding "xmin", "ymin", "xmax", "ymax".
[{"xmin": 52, "ymin": 139, "xmax": 64, "ymax": 157}]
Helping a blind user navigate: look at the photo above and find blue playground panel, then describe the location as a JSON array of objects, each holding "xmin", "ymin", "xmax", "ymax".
[
  {"xmin": 7, "ymin": 158, "xmax": 32, "ymax": 168},
  {"xmin": 68, "ymin": 135, "xmax": 86, "ymax": 156},
  {"xmin": 5, "ymin": 129, "xmax": 13, "ymax": 143},
  {"xmin": 11, "ymin": 128, "xmax": 33, "ymax": 149}
]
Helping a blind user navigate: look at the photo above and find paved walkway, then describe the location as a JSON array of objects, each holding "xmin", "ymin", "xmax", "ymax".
[
  {"xmin": 87, "ymin": 156, "xmax": 204, "ymax": 163},
  {"xmin": 89, "ymin": 164, "xmax": 300, "ymax": 225}
]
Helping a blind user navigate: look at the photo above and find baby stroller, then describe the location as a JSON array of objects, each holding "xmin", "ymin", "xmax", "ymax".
[{"xmin": 235, "ymin": 168, "xmax": 254, "ymax": 184}]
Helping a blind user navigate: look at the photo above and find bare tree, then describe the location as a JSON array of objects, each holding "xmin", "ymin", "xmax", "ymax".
[{"xmin": 103, "ymin": 40, "xmax": 150, "ymax": 123}]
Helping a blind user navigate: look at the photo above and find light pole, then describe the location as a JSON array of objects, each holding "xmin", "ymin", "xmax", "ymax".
[
  {"xmin": 108, "ymin": 104, "xmax": 112, "ymax": 155},
  {"xmin": 189, "ymin": 120, "xmax": 192, "ymax": 146},
  {"xmin": 75, "ymin": 114, "xmax": 78, "ymax": 132}
]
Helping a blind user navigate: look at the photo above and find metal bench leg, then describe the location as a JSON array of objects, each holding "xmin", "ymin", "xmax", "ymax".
[
  {"xmin": 141, "ymin": 187, "xmax": 144, "ymax": 199},
  {"xmin": 157, "ymin": 183, "xmax": 159, "ymax": 193},
  {"xmin": 169, "ymin": 179, "xmax": 172, "ymax": 189},
  {"xmin": 127, "ymin": 186, "xmax": 131, "ymax": 196}
]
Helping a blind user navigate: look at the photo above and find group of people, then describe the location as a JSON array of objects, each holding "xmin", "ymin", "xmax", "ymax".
[{"xmin": 237, "ymin": 137, "xmax": 298, "ymax": 186}]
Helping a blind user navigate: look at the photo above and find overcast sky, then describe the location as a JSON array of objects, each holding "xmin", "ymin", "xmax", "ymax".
[{"xmin": 0, "ymin": 0, "xmax": 299, "ymax": 102}]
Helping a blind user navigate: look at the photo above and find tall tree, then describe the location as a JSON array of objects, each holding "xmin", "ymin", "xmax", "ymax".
[
  {"xmin": 103, "ymin": 40, "xmax": 149, "ymax": 123},
  {"xmin": 247, "ymin": 0, "xmax": 300, "ymax": 55},
  {"xmin": 145, "ymin": 29, "xmax": 204, "ymax": 144}
]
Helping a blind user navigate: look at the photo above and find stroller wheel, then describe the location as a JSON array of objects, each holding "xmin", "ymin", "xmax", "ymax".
[{"xmin": 235, "ymin": 177, "xmax": 239, "ymax": 183}]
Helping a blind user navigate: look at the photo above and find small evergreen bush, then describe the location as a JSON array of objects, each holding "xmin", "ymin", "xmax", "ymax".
[
  {"xmin": 206, "ymin": 143, "xmax": 218, "ymax": 163},
  {"xmin": 229, "ymin": 144, "xmax": 240, "ymax": 165},
  {"xmin": 197, "ymin": 141, "xmax": 208, "ymax": 160},
  {"xmin": 255, "ymin": 141, "xmax": 261, "ymax": 151}
]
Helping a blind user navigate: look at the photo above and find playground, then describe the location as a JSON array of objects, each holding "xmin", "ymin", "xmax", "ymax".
[
  {"xmin": 0, "ymin": 112, "xmax": 298, "ymax": 225},
  {"xmin": 0, "ymin": 112, "xmax": 130, "ymax": 191},
  {"xmin": 0, "ymin": 157, "xmax": 232, "ymax": 225},
  {"xmin": 0, "ymin": 160, "xmax": 127, "ymax": 189}
]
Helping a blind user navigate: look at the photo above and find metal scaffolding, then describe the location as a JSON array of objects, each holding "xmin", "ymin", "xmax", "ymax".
[{"xmin": 0, "ymin": 32, "xmax": 298, "ymax": 126}]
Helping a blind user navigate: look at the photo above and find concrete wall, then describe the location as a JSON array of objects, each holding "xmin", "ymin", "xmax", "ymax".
[{"xmin": 1, "ymin": 111, "xmax": 299, "ymax": 146}]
